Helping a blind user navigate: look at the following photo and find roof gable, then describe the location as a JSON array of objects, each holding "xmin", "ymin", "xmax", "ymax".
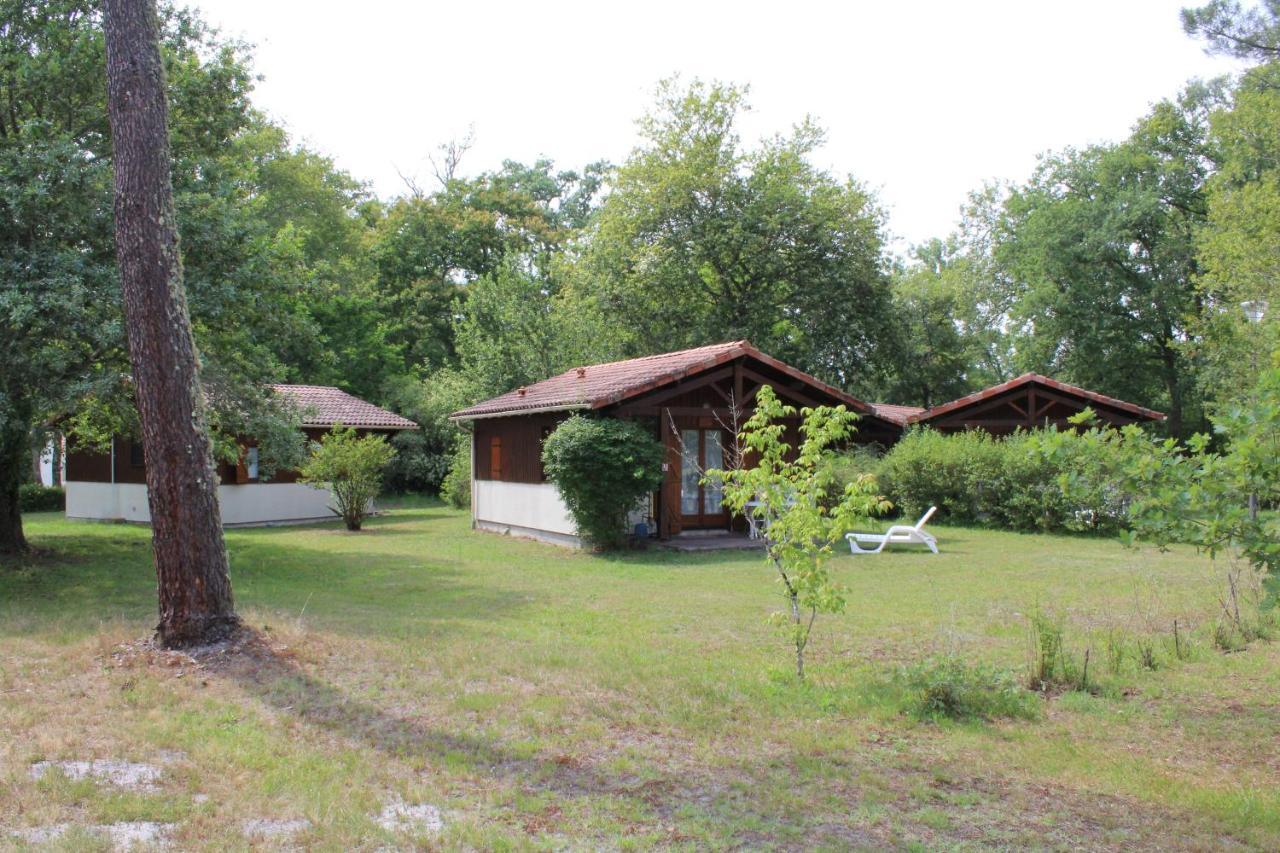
[
  {"xmin": 910, "ymin": 373, "xmax": 1164, "ymax": 425},
  {"xmin": 450, "ymin": 341, "xmax": 874, "ymax": 420},
  {"xmin": 272, "ymin": 385, "xmax": 418, "ymax": 430}
]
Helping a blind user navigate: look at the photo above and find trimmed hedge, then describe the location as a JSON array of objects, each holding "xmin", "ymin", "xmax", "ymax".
[
  {"xmin": 19, "ymin": 484, "xmax": 65, "ymax": 512},
  {"xmin": 869, "ymin": 427, "xmax": 1132, "ymax": 534}
]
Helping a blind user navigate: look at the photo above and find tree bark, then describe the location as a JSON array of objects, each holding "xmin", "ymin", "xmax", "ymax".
[
  {"xmin": 104, "ymin": 0, "xmax": 237, "ymax": 647},
  {"xmin": 0, "ymin": 409, "xmax": 31, "ymax": 555}
]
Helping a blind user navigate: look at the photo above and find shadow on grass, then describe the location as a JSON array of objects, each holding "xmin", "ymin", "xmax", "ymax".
[
  {"xmin": 0, "ymin": 527, "xmax": 528, "ymax": 642},
  {"xmin": 208, "ymin": 627, "xmax": 843, "ymax": 845}
]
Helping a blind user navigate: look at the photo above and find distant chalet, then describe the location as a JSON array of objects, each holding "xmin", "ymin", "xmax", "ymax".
[
  {"xmin": 64, "ymin": 385, "xmax": 417, "ymax": 527},
  {"xmin": 451, "ymin": 341, "xmax": 1164, "ymax": 548}
]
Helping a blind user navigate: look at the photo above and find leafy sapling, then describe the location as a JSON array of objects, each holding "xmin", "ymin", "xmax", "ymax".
[
  {"xmin": 711, "ymin": 385, "xmax": 890, "ymax": 680},
  {"xmin": 299, "ymin": 425, "xmax": 396, "ymax": 531}
]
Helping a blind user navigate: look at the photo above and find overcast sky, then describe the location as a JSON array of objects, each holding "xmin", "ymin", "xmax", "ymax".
[{"xmin": 193, "ymin": 0, "xmax": 1242, "ymax": 251}]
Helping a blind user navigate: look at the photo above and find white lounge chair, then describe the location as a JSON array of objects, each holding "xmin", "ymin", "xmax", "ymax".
[{"xmin": 846, "ymin": 506, "xmax": 938, "ymax": 555}]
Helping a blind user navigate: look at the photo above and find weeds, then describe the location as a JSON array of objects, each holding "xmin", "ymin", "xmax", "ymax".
[
  {"xmin": 893, "ymin": 656, "xmax": 1041, "ymax": 722},
  {"xmin": 1213, "ymin": 561, "xmax": 1278, "ymax": 652}
]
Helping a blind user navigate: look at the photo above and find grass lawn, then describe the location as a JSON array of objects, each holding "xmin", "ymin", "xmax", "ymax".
[{"xmin": 2, "ymin": 498, "xmax": 1278, "ymax": 850}]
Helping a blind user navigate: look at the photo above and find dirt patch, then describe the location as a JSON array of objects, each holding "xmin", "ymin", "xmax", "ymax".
[
  {"xmin": 376, "ymin": 801, "xmax": 444, "ymax": 835},
  {"xmin": 242, "ymin": 817, "xmax": 311, "ymax": 838},
  {"xmin": 10, "ymin": 821, "xmax": 174, "ymax": 849},
  {"xmin": 29, "ymin": 759, "xmax": 164, "ymax": 790}
]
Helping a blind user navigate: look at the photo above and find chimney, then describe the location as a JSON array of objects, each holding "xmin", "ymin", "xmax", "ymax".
[
  {"xmin": 517, "ymin": 387, "xmax": 527, "ymax": 397},
  {"xmin": 575, "ymin": 367, "xmax": 587, "ymax": 378}
]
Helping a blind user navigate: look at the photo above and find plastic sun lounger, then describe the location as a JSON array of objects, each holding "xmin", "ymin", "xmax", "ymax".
[{"xmin": 846, "ymin": 506, "xmax": 939, "ymax": 554}]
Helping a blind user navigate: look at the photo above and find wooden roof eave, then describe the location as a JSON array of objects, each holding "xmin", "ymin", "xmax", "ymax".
[{"xmin": 449, "ymin": 402, "xmax": 591, "ymax": 423}]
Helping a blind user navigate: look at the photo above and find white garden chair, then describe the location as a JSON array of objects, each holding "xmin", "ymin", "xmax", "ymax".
[{"xmin": 846, "ymin": 506, "xmax": 939, "ymax": 555}]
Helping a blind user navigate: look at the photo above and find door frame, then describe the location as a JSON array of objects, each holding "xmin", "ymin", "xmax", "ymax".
[{"xmin": 676, "ymin": 420, "xmax": 729, "ymax": 530}]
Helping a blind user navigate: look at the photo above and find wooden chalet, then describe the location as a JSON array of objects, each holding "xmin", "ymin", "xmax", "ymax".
[
  {"xmin": 65, "ymin": 385, "xmax": 418, "ymax": 526},
  {"xmin": 869, "ymin": 373, "xmax": 1165, "ymax": 435},
  {"xmin": 450, "ymin": 341, "xmax": 901, "ymax": 546}
]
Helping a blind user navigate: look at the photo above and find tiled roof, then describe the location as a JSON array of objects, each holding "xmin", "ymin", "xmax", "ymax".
[
  {"xmin": 868, "ymin": 402, "xmax": 927, "ymax": 426},
  {"xmin": 911, "ymin": 373, "xmax": 1165, "ymax": 424},
  {"xmin": 451, "ymin": 341, "xmax": 874, "ymax": 420},
  {"xmin": 271, "ymin": 385, "xmax": 418, "ymax": 430}
]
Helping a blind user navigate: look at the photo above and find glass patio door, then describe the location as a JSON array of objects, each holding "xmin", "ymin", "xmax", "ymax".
[{"xmin": 679, "ymin": 428, "xmax": 727, "ymax": 528}]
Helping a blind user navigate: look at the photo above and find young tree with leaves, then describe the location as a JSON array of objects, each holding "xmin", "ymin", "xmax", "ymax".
[
  {"xmin": 713, "ymin": 386, "xmax": 889, "ymax": 680},
  {"xmin": 299, "ymin": 425, "xmax": 396, "ymax": 531}
]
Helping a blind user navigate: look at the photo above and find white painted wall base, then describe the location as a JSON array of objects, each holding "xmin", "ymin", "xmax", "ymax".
[
  {"xmin": 65, "ymin": 481, "xmax": 340, "ymax": 527},
  {"xmin": 474, "ymin": 519, "xmax": 582, "ymax": 549},
  {"xmin": 472, "ymin": 479, "xmax": 578, "ymax": 545}
]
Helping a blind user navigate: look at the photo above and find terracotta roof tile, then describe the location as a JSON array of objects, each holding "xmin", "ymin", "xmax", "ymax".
[
  {"xmin": 271, "ymin": 385, "xmax": 418, "ymax": 430},
  {"xmin": 451, "ymin": 341, "xmax": 874, "ymax": 420},
  {"xmin": 868, "ymin": 402, "xmax": 927, "ymax": 426}
]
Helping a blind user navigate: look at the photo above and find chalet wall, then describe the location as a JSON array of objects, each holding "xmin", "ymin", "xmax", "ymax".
[
  {"xmin": 65, "ymin": 481, "xmax": 340, "ymax": 526},
  {"xmin": 472, "ymin": 413, "xmax": 566, "ymax": 483},
  {"xmin": 472, "ymin": 479, "xmax": 578, "ymax": 547}
]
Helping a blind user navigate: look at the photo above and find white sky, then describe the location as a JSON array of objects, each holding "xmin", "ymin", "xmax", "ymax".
[{"xmin": 193, "ymin": 0, "xmax": 1243, "ymax": 251}]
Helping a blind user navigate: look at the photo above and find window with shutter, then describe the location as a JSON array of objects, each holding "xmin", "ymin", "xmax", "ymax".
[{"xmin": 490, "ymin": 436, "xmax": 503, "ymax": 480}]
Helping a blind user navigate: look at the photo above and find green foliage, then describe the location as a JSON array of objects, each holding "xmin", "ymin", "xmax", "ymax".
[
  {"xmin": 369, "ymin": 159, "xmax": 607, "ymax": 373},
  {"xmin": 440, "ymin": 437, "xmax": 472, "ymax": 509},
  {"xmin": 18, "ymin": 484, "xmax": 64, "ymax": 513},
  {"xmin": 1182, "ymin": 1, "xmax": 1280, "ymax": 61},
  {"xmin": 382, "ymin": 430, "xmax": 447, "ymax": 494},
  {"xmin": 878, "ymin": 424, "xmax": 1143, "ymax": 534},
  {"xmin": 566, "ymin": 78, "xmax": 897, "ymax": 395},
  {"xmin": 714, "ymin": 386, "xmax": 891, "ymax": 679},
  {"xmin": 885, "ymin": 239, "xmax": 984, "ymax": 407},
  {"xmin": 298, "ymin": 426, "xmax": 396, "ymax": 531},
  {"xmin": 541, "ymin": 416, "xmax": 665, "ymax": 550},
  {"xmin": 1193, "ymin": 62, "xmax": 1280, "ymax": 398},
  {"xmin": 990, "ymin": 86, "xmax": 1221, "ymax": 437},
  {"xmin": 819, "ymin": 445, "xmax": 889, "ymax": 513},
  {"xmin": 1041, "ymin": 365, "xmax": 1280, "ymax": 577},
  {"xmin": 893, "ymin": 656, "xmax": 1041, "ymax": 722}
]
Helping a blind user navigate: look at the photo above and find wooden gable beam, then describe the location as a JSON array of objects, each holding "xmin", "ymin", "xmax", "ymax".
[
  {"xmin": 928, "ymin": 391, "xmax": 1031, "ymax": 425},
  {"xmin": 623, "ymin": 366, "xmax": 735, "ymax": 409},
  {"xmin": 740, "ymin": 367, "xmax": 823, "ymax": 409}
]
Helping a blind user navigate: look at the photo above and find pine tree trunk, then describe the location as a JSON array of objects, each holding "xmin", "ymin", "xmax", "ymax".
[{"xmin": 104, "ymin": 0, "xmax": 237, "ymax": 647}]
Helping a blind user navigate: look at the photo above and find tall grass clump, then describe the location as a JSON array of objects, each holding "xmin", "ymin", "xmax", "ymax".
[{"xmin": 893, "ymin": 655, "xmax": 1041, "ymax": 722}]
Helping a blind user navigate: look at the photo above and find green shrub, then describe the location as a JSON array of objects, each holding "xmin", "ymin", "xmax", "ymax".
[
  {"xmin": 894, "ymin": 656, "xmax": 1041, "ymax": 722},
  {"xmin": 820, "ymin": 445, "xmax": 890, "ymax": 513},
  {"xmin": 298, "ymin": 425, "xmax": 396, "ymax": 531},
  {"xmin": 440, "ymin": 437, "xmax": 472, "ymax": 509},
  {"xmin": 382, "ymin": 429, "xmax": 450, "ymax": 494},
  {"xmin": 19, "ymin": 484, "xmax": 64, "ymax": 512},
  {"xmin": 542, "ymin": 416, "xmax": 665, "ymax": 550},
  {"xmin": 877, "ymin": 426, "xmax": 1137, "ymax": 533}
]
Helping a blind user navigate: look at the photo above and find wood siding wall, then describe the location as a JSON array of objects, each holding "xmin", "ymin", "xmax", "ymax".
[
  {"xmin": 65, "ymin": 427, "xmax": 402, "ymax": 486},
  {"xmin": 472, "ymin": 413, "xmax": 567, "ymax": 483}
]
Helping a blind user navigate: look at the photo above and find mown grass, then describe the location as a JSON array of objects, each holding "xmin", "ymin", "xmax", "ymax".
[{"xmin": 1, "ymin": 498, "xmax": 1278, "ymax": 849}]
